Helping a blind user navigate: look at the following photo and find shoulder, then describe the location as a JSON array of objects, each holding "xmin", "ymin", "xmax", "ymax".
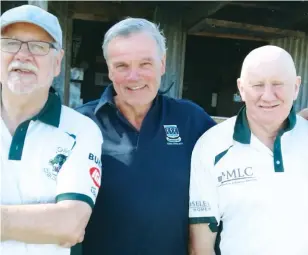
[
  {"xmin": 59, "ymin": 105, "xmax": 102, "ymax": 138},
  {"xmin": 163, "ymin": 96, "xmax": 206, "ymax": 113},
  {"xmin": 74, "ymin": 99, "xmax": 100, "ymax": 118},
  {"xmin": 162, "ymin": 96, "xmax": 215, "ymax": 124},
  {"xmin": 194, "ymin": 116, "xmax": 236, "ymax": 155},
  {"xmin": 161, "ymin": 96, "xmax": 217, "ymax": 145},
  {"xmin": 294, "ymin": 115, "xmax": 308, "ymax": 134}
]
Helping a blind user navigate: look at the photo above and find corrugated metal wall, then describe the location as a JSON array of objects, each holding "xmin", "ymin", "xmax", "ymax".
[{"xmin": 270, "ymin": 37, "xmax": 308, "ymax": 112}]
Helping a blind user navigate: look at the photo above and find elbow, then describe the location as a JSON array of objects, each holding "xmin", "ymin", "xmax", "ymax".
[
  {"xmin": 56, "ymin": 222, "xmax": 86, "ymax": 246},
  {"xmin": 55, "ymin": 201, "xmax": 92, "ymax": 246}
]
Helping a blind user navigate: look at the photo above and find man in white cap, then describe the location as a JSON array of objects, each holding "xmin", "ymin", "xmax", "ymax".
[{"xmin": 0, "ymin": 4, "xmax": 103, "ymax": 255}]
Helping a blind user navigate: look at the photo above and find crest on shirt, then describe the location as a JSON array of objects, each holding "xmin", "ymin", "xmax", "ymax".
[
  {"xmin": 163, "ymin": 125, "xmax": 183, "ymax": 145},
  {"xmin": 49, "ymin": 154, "xmax": 68, "ymax": 173},
  {"xmin": 44, "ymin": 147, "xmax": 71, "ymax": 181}
]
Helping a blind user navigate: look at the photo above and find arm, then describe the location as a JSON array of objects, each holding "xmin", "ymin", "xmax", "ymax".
[
  {"xmin": 1, "ymin": 200, "xmax": 90, "ymax": 245},
  {"xmin": 1, "ymin": 120, "xmax": 103, "ymax": 245},
  {"xmin": 298, "ymin": 108, "xmax": 308, "ymax": 120},
  {"xmin": 188, "ymin": 135, "xmax": 220, "ymax": 255},
  {"xmin": 189, "ymin": 224, "xmax": 217, "ymax": 255}
]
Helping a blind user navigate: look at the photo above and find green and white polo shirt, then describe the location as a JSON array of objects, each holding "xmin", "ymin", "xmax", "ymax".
[
  {"xmin": 189, "ymin": 107, "xmax": 308, "ymax": 255},
  {"xmin": 1, "ymin": 93, "xmax": 103, "ymax": 255}
]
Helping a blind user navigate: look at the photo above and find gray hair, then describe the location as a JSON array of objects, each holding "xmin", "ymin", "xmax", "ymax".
[{"xmin": 102, "ymin": 17, "xmax": 167, "ymax": 60}]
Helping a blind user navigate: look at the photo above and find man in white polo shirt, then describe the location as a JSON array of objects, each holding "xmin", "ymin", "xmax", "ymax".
[
  {"xmin": 189, "ymin": 45, "xmax": 308, "ymax": 255},
  {"xmin": 0, "ymin": 5, "xmax": 103, "ymax": 255}
]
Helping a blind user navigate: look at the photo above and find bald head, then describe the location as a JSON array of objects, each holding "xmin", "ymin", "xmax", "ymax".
[
  {"xmin": 237, "ymin": 45, "xmax": 301, "ymax": 130},
  {"xmin": 240, "ymin": 45, "xmax": 297, "ymax": 81}
]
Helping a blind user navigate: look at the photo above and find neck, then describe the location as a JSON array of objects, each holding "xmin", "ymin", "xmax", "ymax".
[
  {"xmin": 114, "ymin": 96, "xmax": 152, "ymax": 131},
  {"xmin": 247, "ymin": 114, "xmax": 285, "ymax": 151},
  {"xmin": 1, "ymin": 87, "xmax": 48, "ymax": 135}
]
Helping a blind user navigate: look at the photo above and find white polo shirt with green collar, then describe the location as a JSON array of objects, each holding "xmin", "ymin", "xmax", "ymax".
[
  {"xmin": 1, "ymin": 93, "xmax": 103, "ymax": 255},
  {"xmin": 189, "ymin": 107, "xmax": 308, "ymax": 255}
]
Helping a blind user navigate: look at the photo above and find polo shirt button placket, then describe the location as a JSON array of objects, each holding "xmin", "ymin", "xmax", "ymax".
[{"xmin": 135, "ymin": 132, "xmax": 139, "ymax": 150}]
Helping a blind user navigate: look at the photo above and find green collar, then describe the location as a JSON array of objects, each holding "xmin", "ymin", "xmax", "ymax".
[
  {"xmin": 8, "ymin": 92, "xmax": 62, "ymax": 161},
  {"xmin": 233, "ymin": 105, "xmax": 297, "ymax": 144},
  {"xmin": 32, "ymin": 92, "xmax": 62, "ymax": 127}
]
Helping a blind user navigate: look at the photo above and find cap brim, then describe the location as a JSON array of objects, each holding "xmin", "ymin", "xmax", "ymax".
[{"xmin": 1, "ymin": 20, "xmax": 60, "ymax": 48}]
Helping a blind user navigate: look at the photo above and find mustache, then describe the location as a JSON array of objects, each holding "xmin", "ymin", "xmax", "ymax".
[{"xmin": 8, "ymin": 61, "xmax": 38, "ymax": 74}]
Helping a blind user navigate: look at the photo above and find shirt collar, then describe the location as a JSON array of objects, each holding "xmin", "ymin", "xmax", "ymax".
[
  {"xmin": 94, "ymin": 84, "xmax": 160, "ymax": 115},
  {"xmin": 32, "ymin": 92, "xmax": 62, "ymax": 127},
  {"xmin": 233, "ymin": 105, "xmax": 297, "ymax": 144},
  {"xmin": 94, "ymin": 84, "xmax": 116, "ymax": 114}
]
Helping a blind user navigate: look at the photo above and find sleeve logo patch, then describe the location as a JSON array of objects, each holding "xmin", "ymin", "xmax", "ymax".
[{"xmin": 90, "ymin": 167, "xmax": 101, "ymax": 188}]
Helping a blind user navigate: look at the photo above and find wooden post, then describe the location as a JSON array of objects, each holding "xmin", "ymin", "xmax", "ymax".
[
  {"xmin": 28, "ymin": 0, "xmax": 48, "ymax": 10},
  {"xmin": 47, "ymin": 1, "xmax": 73, "ymax": 106},
  {"xmin": 153, "ymin": 6, "xmax": 186, "ymax": 99}
]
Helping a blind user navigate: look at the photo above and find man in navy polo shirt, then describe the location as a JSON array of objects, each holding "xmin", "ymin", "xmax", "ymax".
[{"xmin": 77, "ymin": 18, "xmax": 216, "ymax": 255}]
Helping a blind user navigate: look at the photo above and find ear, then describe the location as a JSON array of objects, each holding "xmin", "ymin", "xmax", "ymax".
[
  {"xmin": 160, "ymin": 54, "xmax": 166, "ymax": 75},
  {"xmin": 293, "ymin": 76, "xmax": 301, "ymax": 100},
  {"xmin": 54, "ymin": 49, "xmax": 64, "ymax": 77},
  {"xmin": 237, "ymin": 78, "xmax": 246, "ymax": 101}
]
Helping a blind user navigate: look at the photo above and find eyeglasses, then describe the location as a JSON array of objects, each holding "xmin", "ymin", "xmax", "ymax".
[{"xmin": 0, "ymin": 38, "xmax": 59, "ymax": 56}]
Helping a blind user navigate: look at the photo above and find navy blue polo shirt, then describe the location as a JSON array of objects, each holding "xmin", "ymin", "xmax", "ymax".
[{"xmin": 76, "ymin": 85, "xmax": 216, "ymax": 255}]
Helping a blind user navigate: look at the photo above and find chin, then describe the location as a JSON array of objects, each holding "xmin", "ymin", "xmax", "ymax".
[
  {"xmin": 8, "ymin": 83, "xmax": 39, "ymax": 95},
  {"xmin": 128, "ymin": 99, "xmax": 153, "ymax": 107},
  {"xmin": 127, "ymin": 94, "xmax": 156, "ymax": 106},
  {"xmin": 260, "ymin": 114, "xmax": 285, "ymax": 126}
]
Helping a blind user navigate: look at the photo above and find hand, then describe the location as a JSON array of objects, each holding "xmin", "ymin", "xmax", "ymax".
[{"xmin": 298, "ymin": 108, "xmax": 308, "ymax": 120}]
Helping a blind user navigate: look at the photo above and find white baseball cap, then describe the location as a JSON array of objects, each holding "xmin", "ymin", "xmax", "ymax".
[{"xmin": 1, "ymin": 4, "xmax": 62, "ymax": 49}]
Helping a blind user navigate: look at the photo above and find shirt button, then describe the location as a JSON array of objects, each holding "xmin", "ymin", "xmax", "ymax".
[
  {"xmin": 20, "ymin": 128, "xmax": 24, "ymax": 132},
  {"xmin": 16, "ymin": 145, "xmax": 19, "ymax": 150},
  {"xmin": 276, "ymin": 160, "xmax": 280, "ymax": 165}
]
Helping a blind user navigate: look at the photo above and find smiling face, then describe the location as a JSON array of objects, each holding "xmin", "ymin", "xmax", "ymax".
[
  {"xmin": 106, "ymin": 32, "xmax": 166, "ymax": 108},
  {"xmin": 1, "ymin": 22, "xmax": 63, "ymax": 95},
  {"xmin": 237, "ymin": 46, "xmax": 301, "ymax": 127}
]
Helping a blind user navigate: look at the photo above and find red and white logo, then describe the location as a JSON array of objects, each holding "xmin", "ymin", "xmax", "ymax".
[{"xmin": 89, "ymin": 167, "xmax": 101, "ymax": 188}]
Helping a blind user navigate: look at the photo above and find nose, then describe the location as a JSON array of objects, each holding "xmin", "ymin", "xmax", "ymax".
[
  {"xmin": 14, "ymin": 43, "xmax": 33, "ymax": 61},
  {"xmin": 126, "ymin": 68, "xmax": 140, "ymax": 81},
  {"xmin": 261, "ymin": 83, "xmax": 277, "ymax": 101}
]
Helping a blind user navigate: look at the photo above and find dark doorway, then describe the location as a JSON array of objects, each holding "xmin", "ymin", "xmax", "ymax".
[
  {"xmin": 71, "ymin": 19, "xmax": 115, "ymax": 105},
  {"xmin": 183, "ymin": 35, "xmax": 267, "ymax": 117}
]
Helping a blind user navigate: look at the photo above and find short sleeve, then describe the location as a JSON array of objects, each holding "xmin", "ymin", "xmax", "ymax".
[
  {"xmin": 189, "ymin": 136, "xmax": 220, "ymax": 232},
  {"xmin": 55, "ymin": 121, "xmax": 103, "ymax": 209}
]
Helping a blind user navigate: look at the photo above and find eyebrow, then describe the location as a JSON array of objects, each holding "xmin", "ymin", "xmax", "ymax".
[
  {"xmin": 141, "ymin": 57, "xmax": 154, "ymax": 62},
  {"xmin": 249, "ymin": 80, "xmax": 264, "ymax": 84}
]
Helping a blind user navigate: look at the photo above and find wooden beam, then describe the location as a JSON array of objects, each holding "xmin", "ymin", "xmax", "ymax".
[
  {"xmin": 228, "ymin": 2, "xmax": 282, "ymax": 11},
  {"xmin": 189, "ymin": 18, "xmax": 306, "ymax": 38},
  {"xmin": 71, "ymin": 1, "xmax": 154, "ymax": 21},
  {"xmin": 73, "ymin": 13, "xmax": 110, "ymax": 22},
  {"xmin": 228, "ymin": 2, "xmax": 308, "ymax": 30},
  {"xmin": 189, "ymin": 31, "xmax": 268, "ymax": 42},
  {"xmin": 184, "ymin": 2, "xmax": 230, "ymax": 30}
]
